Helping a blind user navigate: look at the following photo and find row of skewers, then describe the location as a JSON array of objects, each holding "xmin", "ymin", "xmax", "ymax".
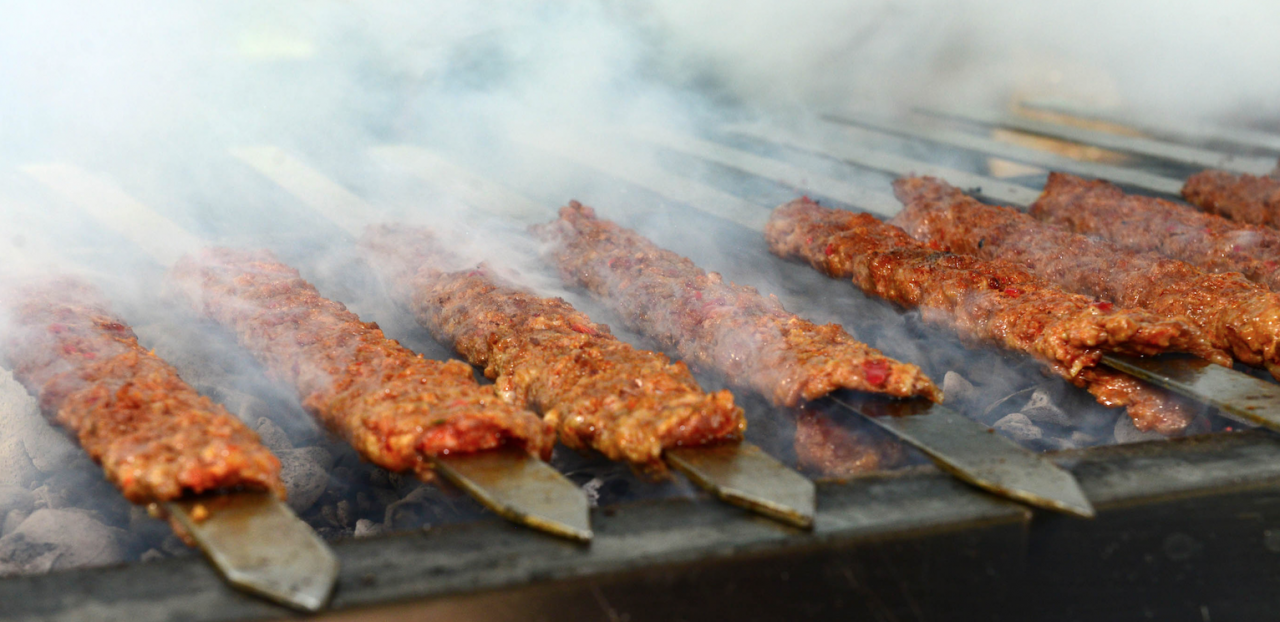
[{"xmin": 4, "ymin": 140, "xmax": 1276, "ymax": 612}]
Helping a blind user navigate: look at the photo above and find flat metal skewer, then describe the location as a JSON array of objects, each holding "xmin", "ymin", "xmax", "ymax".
[
  {"xmin": 1018, "ymin": 98, "xmax": 1280, "ymax": 156},
  {"xmin": 817, "ymin": 111, "xmax": 1186, "ymax": 197},
  {"xmin": 639, "ymin": 126, "xmax": 1280, "ymax": 438},
  {"xmin": 835, "ymin": 395, "xmax": 1094, "ymax": 518},
  {"xmin": 365, "ymin": 137, "xmax": 1093, "ymax": 518},
  {"xmin": 167, "ymin": 492, "xmax": 338, "ymax": 611},
  {"xmin": 238, "ymin": 144, "xmax": 816, "ymax": 528},
  {"xmin": 919, "ymin": 106, "xmax": 1277, "ymax": 176},
  {"xmin": 22, "ymin": 161, "xmax": 591, "ymax": 542}
]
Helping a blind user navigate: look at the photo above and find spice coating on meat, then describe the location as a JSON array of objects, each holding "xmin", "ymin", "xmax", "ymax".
[
  {"xmin": 793, "ymin": 409, "xmax": 904, "ymax": 478},
  {"xmin": 169, "ymin": 248, "xmax": 554, "ymax": 481},
  {"xmin": 1, "ymin": 277, "xmax": 283, "ymax": 503},
  {"xmin": 360, "ymin": 224, "xmax": 745, "ymax": 475},
  {"xmin": 766, "ymin": 197, "xmax": 1201, "ymax": 433},
  {"xmin": 889, "ymin": 176, "xmax": 1280, "ymax": 379},
  {"xmin": 1182, "ymin": 169, "xmax": 1280, "ymax": 229},
  {"xmin": 1032, "ymin": 172, "xmax": 1280, "ymax": 292},
  {"xmin": 532, "ymin": 201, "xmax": 941, "ymax": 407}
]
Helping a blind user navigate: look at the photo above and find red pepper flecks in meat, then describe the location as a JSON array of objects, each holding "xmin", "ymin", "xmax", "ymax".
[
  {"xmin": 532, "ymin": 202, "xmax": 941, "ymax": 407},
  {"xmin": 1182, "ymin": 168, "xmax": 1280, "ymax": 230},
  {"xmin": 169, "ymin": 248, "xmax": 554, "ymax": 481},
  {"xmin": 1, "ymin": 277, "xmax": 283, "ymax": 503},
  {"xmin": 888, "ymin": 177, "xmax": 1280, "ymax": 381},
  {"xmin": 359, "ymin": 224, "xmax": 745, "ymax": 476},
  {"xmin": 766, "ymin": 197, "xmax": 1204, "ymax": 434},
  {"xmin": 1033, "ymin": 172, "xmax": 1280, "ymax": 292}
]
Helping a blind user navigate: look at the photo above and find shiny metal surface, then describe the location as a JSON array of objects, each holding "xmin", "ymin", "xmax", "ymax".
[
  {"xmin": 665, "ymin": 442, "xmax": 816, "ymax": 529},
  {"xmin": 834, "ymin": 395, "xmax": 1096, "ymax": 518},
  {"xmin": 1103, "ymin": 354, "xmax": 1280, "ymax": 432},
  {"xmin": 166, "ymin": 493, "xmax": 339, "ymax": 612},
  {"xmin": 433, "ymin": 448, "xmax": 593, "ymax": 542},
  {"xmin": 920, "ymin": 107, "xmax": 1277, "ymax": 175}
]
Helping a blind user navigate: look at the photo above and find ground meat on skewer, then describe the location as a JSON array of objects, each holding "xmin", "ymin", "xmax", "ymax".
[
  {"xmin": 169, "ymin": 248, "xmax": 554, "ymax": 481},
  {"xmin": 1, "ymin": 277, "xmax": 283, "ymax": 503},
  {"xmin": 1032, "ymin": 172, "xmax": 1280, "ymax": 292},
  {"xmin": 793, "ymin": 408, "xmax": 904, "ymax": 478},
  {"xmin": 532, "ymin": 202, "xmax": 941, "ymax": 408},
  {"xmin": 1182, "ymin": 169, "xmax": 1280, "ymax": 229},
  {"xmin": 359, "ymin": 224, "xmax": 746, "ymax": 476},
  {"xmin": 766, "ymin": 197, "xmax": 1203, "ymax": 433},
  {"xmin": 890, "ymin": 176, "xmax": 1280, "ymax": 378}
]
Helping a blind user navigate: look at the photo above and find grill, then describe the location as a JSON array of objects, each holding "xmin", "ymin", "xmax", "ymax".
[
  {"xmin": 5, "ymin": 5, "xmax": 1280, "ymax": 616},
  {"xmin": 5, "ymin": 101, "xmax": 1280, "ymax": 622}
]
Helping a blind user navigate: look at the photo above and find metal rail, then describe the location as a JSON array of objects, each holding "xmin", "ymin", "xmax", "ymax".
[
  {"xmin": 920, "ymin": 107, "xmax": 1277, "ymax": 176},
  {"xmin": 822, "ymin": 111, "xmax": 1185, "ymax": 196},
  {"xmin": 1019, "ymin": 98, "xmax": 1280, "ymax": 156}
]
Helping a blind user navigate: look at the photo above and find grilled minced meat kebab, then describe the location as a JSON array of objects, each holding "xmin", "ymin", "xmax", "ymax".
[
  {"xmin": 1182, "ymin": 168, "xmax": 1280, "ymax": 229},
  {"xmin": 533, "ymin": 202, "xmax": 941, "ymax": 408},
  {"xmin": 1, "ymin": 277, "xmax": 283, "ymax": 503},
  {"xmin": 767, "ymin": 198, "xmax": 1205, "ymax": 433},
  {"xmin": 360, "ymin": 224, "xmax": 745, "ymax": 476},
  {"xmin": 170, "ymin": 248, "xmax": 554, "ymax": 481},
  {"xmin": 1033, "ymin": 172, "xmax": 1280, "ymax": 292},
  {"xmin": 889, "ymin": 177, "xmax": 1280, "ymax": 379},
  {"xmin": 793, "ymin": 408, "xmax": 904, "ymax": 478}
]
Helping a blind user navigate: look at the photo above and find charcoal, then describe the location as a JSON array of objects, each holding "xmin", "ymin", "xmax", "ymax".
[
  {"xmin": 0, "ymin": 486, "xmax": 35, "ymax": 518},
  {"xmin": 0, "ymin": 508, "xmax": 128, "ymax": 576},
  {"xmin": 3, "ymin": 510, "xmax": 29, "ymax": 537},
  {"xmin": 1019, "ymin": 389, "xmax": 1073, "ymax": 427},
  {"xmin": 0, "ymin": 437, "xmax": 40, "ymax": 488},
  {"xmin": 253, "ymin": 417, "xmax": 293, "ymax": 452},
  {"xmin": 353, "ymin": 518, "xmax": 384, "ymax": 538},
  {"xmin": 941, "ymin": 371, "xmax": 977, "ymax": 406},
  {"xmin": 277, "ymin": 448, "xmax": 330, "ymax": 513},
  {"xmin": 992, "ymin": 412, "xmax": 1043, "ymax": 443}
]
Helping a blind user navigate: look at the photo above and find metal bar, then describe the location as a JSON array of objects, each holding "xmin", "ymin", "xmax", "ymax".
[
  {"xmin": 238, "ymin": 144, "xmax": 817, "ymax": 529},
  {"xmin": 1102, "ymin": 355, "xmax": 1280, "ymax": 432},
  {"xmin": 833, "ymin": 395, "xmax": 1094, "ymax": 518},
  {"xmin": 230, "ymin": 146, "xmax": 375, "ymax": 236},
  {"xmin": 624, "ymin": 127, "xmax": 902, "ymax": 217},
  {"xmin": 920, "ymin": 107, "xmax": 1277, "ymax": 176},
  {"xmin": 665, "ymin": 443, "xmax": 816, "ymax": 529},
  {"xmin": 166, "ymin": 493, "xmax": 338, "ymax": 612},
  {"xmin": 1020, "ymin": 98, "xmax": 1280, "ymax": 156},
  {"xmin": 822, "ymin": 111, "xmax": 1185, "ymax": 196},
  {"xmin": 513, "ymin": 130, "xmax": 772, "ymax": 231},
  {"xmin": 21, "ymin": 161, "xmax": 592, "ymax": 542},
  {"xmin": 433, "ymin": 449, "xmax": 592, "ymax": 542},
  {"xmin": 721, "ymin": 123, "xmax": 1042, "ymax": 207}
]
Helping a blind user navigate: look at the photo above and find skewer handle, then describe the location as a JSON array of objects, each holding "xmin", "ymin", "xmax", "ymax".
[
  {"xmin": 666, "ymin": 442, "xmax": 816, "ymax": 529},
  {"xmin": 1102, "ymin": 354, "xmax": 1280, "ymax": 431},
  {"xmin": 165, "ymin": 492, "xmax": 339, "ymax": 612},
  {"xmin": 433, "ymin": 448, "xmax": 593, "ymax": 542}
]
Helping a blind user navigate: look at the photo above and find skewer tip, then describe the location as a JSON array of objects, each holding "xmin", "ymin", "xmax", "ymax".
[{"xmin": 666, "ymin": 442, "xmax": 816, "ymax": 529}]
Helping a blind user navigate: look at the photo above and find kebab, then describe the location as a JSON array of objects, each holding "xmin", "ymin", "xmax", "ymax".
[
  {"xmin": 1182, "ymin": 167, "xmax": 1280, "ymax": 229},
  {"xmin": 889, "ymin": 176, "xmax": 1280, "ymax": 382},
  {"xmin": 1031, "ymin": 172, "xmax": 1280, "ymax": 292},
  {"xmin": 532, "ymin": 201, "xmax": 941, "ymax": 407},
  {"xmin": 0, "ymin": 275, "xmax": 337, "ymax": 610},
  {"xmin": 531, "ymin": 200, "xmax": 1092, "ymax": 516},
  {"xmin": 766, "ymin": 197, "xmax": 1207, "ymax": 434},
  {"xmin": 23, "ymin": 162, "xmax": 591, "ymax": 542}
]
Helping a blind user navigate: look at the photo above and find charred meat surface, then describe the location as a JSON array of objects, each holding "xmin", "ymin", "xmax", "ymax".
[
  {"xmin": 793, "ymin": 408, "xmax": 904, "ymax": 478},
  {"xmin": 360, "ymin": 224, "xmax": 746, "ymax": 475},
  {"xmin": 889, "ymin": 176, "xmax": 1280, "ymax": 378},
  {"xmin": 1032, "ymin": 172, "xmax": 1280, "ymax": 292},
  {"xmin": 532, "ymin": 201, "xmax": 941, "ymax": 407},
  {"xmin": 1182, "ymin": 169, "xmax": 1280, "ymax": 229},
  {"xmin": 766, "ymin": 197, "xmax": 1202, "ymax": 433},
  {"xmin": 1, "ymin": 277, "xmax": 283, "ymax": 503},
  {"xmin": 169, "ymin": 248, "xmax": 554, "ymax": 481}
]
